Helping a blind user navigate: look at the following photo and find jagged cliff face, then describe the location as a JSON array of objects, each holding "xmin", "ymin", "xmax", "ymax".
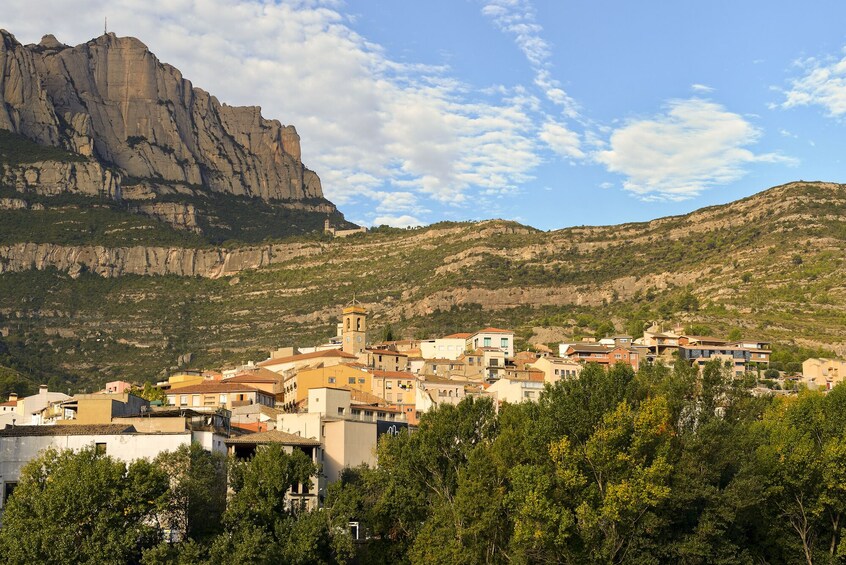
[{"xmin": 0, "ymin": 30, "xmax": 323, "ymax": 202}]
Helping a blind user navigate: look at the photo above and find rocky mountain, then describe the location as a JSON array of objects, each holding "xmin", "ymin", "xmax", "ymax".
[
  {"xmin": 0, "ymin": 180, "xmax": 844, "ymax": 393},
  {"xmin": 0, "ymin": 30, "xmax": 350, "ymax": 239}
]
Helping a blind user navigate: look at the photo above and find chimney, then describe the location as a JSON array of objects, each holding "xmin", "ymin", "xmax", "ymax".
[
  {"xmin": 8, "ymin": 392, "xmax": 18, "ymax": 402},
  {"xmin": 39, "ymin": 384, "xmax": 48, "ymax": 395}
]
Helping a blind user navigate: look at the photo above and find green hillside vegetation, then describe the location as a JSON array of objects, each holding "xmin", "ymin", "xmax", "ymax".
[
  {"xmin": 0, "ymin": 129, "xmax": 87, "ymax": 164},
  {"xmin": 0, "ymin": 181, "xmax": 845, "ymax": 390}
]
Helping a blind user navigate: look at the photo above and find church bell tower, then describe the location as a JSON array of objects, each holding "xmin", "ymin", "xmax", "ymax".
[{"xmin": 342, "ymin": 304, "xmax": 367, "ymax": 355}]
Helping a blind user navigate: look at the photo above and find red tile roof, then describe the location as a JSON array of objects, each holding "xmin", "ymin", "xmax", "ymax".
[
  {"xmin": 165, "ymin": 382, "xmax": 266, "ymax": 395},
  {"xmin": 257, "ymin": 349, "xmax": 357, "ymax": 367},
  {"xmin": 474, "ymin": 327, "xmax": 513, "ymax": 334},
  {"xmin": 443, "ymin": 332, "xmax": 472, "ymax": 339},
  {"xmin": 366, "ymin": 349, "xmax": 409, "ymax": 357}
]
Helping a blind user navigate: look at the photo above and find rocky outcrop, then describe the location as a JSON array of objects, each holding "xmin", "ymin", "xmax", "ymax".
[
  {"xmin": 1, "ymin": 160, "xmax": 120, "ymax": 198},
  {"xmin": 128, "ymin": 202, "xmax": 200, "ymax": 232},
  {"xmin": 0, "ymin": 241, "xmax": 324, "ymax": 278},
  {"xmin": 0, "ymin": 29, "xmax": 326, "ymax": 203}
]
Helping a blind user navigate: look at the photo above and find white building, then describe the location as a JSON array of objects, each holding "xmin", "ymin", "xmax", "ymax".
[
  {"xmin": 467, "ymin": 328, "xmax": 515, "ymax": 359},
  {"xmin": 420, "ymin": 337, "xmax": 468, "ymax": 361},
  {"xmin": 0, "ymin": 424, "xmax": 195, "ymax": 511},
  {"xmin": 486, "ymin": 377, "xmax": 545, "ymax": 405},
  {"xmin": 277, "ymin": 388, "xmax": 407, "ymax": 500},
  {"xmin": 0, "ymin": 386, "xmax": 72, "ymax": 429}
]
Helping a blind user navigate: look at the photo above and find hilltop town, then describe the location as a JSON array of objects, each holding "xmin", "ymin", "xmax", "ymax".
[{"xmin": 2, "ymin": 301, "xmax": 841, "ymax": 519}]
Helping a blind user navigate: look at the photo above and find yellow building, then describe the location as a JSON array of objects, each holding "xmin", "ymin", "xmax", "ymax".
[
  {"xmin": 802, "ymin": 358, "xmax": 846, "ymax": 390},
  {"xmin": 283, "ymin": 363, "xmax": 373, "ymax": 409},
  {"xmin": 165, "ymin": 372, "xmax": 206, "ymax": 390}
]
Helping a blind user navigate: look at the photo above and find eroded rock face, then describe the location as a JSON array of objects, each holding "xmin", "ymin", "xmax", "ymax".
[
  {"xmin": 0, "ymin": 30, "xmax": 324, "ymax": 202},
  {"xmin": 1, "ymin": 160, "xmax": 120, "ymax": 198},
  {"xmin": 0, "ymin": 241, "xmax": 323, "ymax": 278}
]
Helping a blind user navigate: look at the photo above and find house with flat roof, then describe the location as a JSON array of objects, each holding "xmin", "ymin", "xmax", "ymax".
[{"xmin": 467, "ymin": 328, "xmax": 514, "ymax": 359}]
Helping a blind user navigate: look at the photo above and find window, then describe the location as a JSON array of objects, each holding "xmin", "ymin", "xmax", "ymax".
[
  {"xmin": 397, "ymin": 395, "xmax": 403, "ymax": 404},
  {"xmin": 328, "ymin": 377, "xmax": 336, "ymax": 384},
  {"xmin": 501, "ymin": 338, "xmax": 508, "ymax": 349},
  {"xmin": 180, "ymin": 395, "xmax": 187, "ymax": 406},
  {"xmin": 349, "ymin": 377, "xmax": 356, "ymax": 384},
  {"xmin": 387, "ymin": 393, "xmax": 393, "ymax": 401},
  {"xmin": 484, "ymin": 337, "xmax": 492, "ymax": 347},
  {"xmin": 615, "ymin": 354, "xmax": 622, "ymax": 360},
  {"xmin": 192, "ymin": 395, "xmax": 200, "ymax": 407},
  {"xmin": 338, "ymin": 407, "xmax": 345, "ymax": 415},
  {"xmin": 358, "ymin": 378, "xmax": 365, "ymax": 384},
  {"xmin": 490, "ymin": 358, "xmax": 499, "ymax": 366},
  {"xmin": 3, "ymin": 482, "xmax": 17, "ymax": 503},
  {"xmin": 386, "ymin": 381, "xmax": 392, "ymax": 389},
  {"xmin": 468, "ymin": 357, "xmax": 474, "ymax": 365},
  {"xmin": 219, "ymin": 394, "xmax": 227, "ymax": 404},
  {"xmin": 95, "ymin": 443, "xmax": 107, "ymax": 455}
]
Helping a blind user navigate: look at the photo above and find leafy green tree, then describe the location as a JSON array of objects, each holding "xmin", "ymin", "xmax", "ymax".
[
  {"xmin": 211, "ymin": 445, "xmax": 350, "ymax": 564},
  {"xmin": 133, "ymin": 381, "xmax": 168, "ymax": 403},
  {"xmin": 154, "ymin": 442, "xmax": 227, "ymax": 541},
  {"xmin": 0, "ymin": 447, "xmax": 169, "ymax": 564},
  {"xmin": 754, "ymin": 386, "xmax": 846, "ymax": 563}
]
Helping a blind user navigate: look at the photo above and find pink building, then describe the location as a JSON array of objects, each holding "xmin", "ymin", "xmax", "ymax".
[{"xmin": 105, "ymin": 381, "xmax": 133, "ymax": 394}]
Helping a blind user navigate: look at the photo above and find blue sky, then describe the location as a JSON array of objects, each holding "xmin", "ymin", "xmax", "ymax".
[{"xmin": 3, "ymin": 1, "xmax": 846, "ymax": 229}]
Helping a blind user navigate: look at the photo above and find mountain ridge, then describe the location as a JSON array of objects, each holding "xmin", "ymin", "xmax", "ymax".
[
  {"xmin": 0, "ymin": 29, "xmax": 353, "ymax": 239},
  {"xmin": 1, "ymin": 179, "xmax": 845, "ymax": 393}
]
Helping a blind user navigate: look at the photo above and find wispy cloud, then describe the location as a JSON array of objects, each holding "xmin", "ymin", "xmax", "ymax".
[
  {"xmin": 691, "ymin": 83, "xmax": 715, "ymax": 93},
  {"xmin": 595, "ymin": 99, "xmax": 791, "ymax": 201},
  {"xmin": 481, "ymin": 0, "xmax": 579, "ymax": 118},
  {"xmin": 781, "ymin": 55, "xmax": 846, "ymax": 117},
  {"xmin": 480, "ymin": 0, "xmax": 583, "ymax": 159}
]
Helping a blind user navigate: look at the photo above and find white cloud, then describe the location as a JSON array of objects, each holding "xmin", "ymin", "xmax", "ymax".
[
  {"xmin": 481, "ymin": 1, "xmax": 579, "ymax": 118},
  {"xmin": 691, "ymin": 83, "xmax": 715, "ymax": 93},
  {"xmin": 370, "ymin": 214, "xmax": 424, "ymax": 228},
  {"xmin": 0, "ymin": 0, "xmax": 547, "ymax": 217},
  {"xmin": 781, "ymin": 56, "xmax": 846, "ymax": 117},
  {"xmin": 539, "ymin": 120, "xmax": 584, "ymax": 159},
  {"xmin": 595, "ymin": 99, "xmax": 789, "ymax": 201}
]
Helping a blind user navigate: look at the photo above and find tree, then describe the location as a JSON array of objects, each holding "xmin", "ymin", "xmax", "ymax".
[
  {"xmin": 754, "ymin": 386, "xmax": 846, "ymax": 564},
  {"xmin": 0, "ymin": 447, "xmax": 169, "ymax": 564},
  {"xmin": 133, "ymin": 381, "xmax": 168, "ymax": 404},
  {"xmin": 211, "ymin": 445, "xmax": 350, "ymax": 564},
  {"xmin": 154, "ymin": 442, "xmax": 227, "ymax": 541}
]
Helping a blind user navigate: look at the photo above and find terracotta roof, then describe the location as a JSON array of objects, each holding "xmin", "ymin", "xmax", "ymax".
[
  {"xmin": 420, "ymin": 376, "xmax": 463, "ymax": 386},
  {"xmin": 231, "ymin": 421, "xmax": 273, "ymax": 433},
  {"xmin": 0, "ymin": 400, "xmax": 16, "ymax": 407},
  {"xmin": 443, "ymin": 332, "xmax": 472, "ymax": 339},
  {"xmin": 224, "ymin": 429, "xmax": 320, "ymax": 447},
  {"xmin": 257, "ymin": 349, "xmax": 356, "ymax": 367},
  {"xmin": 165, "ymin": 382, "xmax": 267, "ymax": 395},
  {"xmin": 373, "ymin": 370, "xmax": 415, "ymax": 379},
  {"xmin": 0, "ymin": 424, "xmax": 136, "ymax": 436},
  {"xmin": 347, "ymin": 388, "xmax": 391, "ymax": 405},
  {"xmin": 566, "ymin": 344, "xmax": 612, "ymax": 354},
  {"xmin": 225, "ymin": 369, "xmax": 282, "ymax": 384},
  {"xmin": 366, "ymin": 349, "xmax": 409, "ymax": 357},
  {"xmin": 473, "ymin": 327, "xmax": 513, "ymax": 334}
]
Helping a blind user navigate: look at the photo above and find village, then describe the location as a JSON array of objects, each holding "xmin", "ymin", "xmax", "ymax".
[{"xmin": 0, "ymin": 303, "xmax": 841, "ymax": 516}]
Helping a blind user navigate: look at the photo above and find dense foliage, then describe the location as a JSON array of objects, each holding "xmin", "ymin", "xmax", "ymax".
[
  {"xmin": 1, "ymin": 361, "xmax": 843, "ymax": 564},
  {"xmin": 326, "ymin": 361, "xmax": 846, "ymax": 564}
]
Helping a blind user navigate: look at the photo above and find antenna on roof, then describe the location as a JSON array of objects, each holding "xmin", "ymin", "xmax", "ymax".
[{"xmin": 104, "ymin": 17, "xmax": 108, "ymax": 35}]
